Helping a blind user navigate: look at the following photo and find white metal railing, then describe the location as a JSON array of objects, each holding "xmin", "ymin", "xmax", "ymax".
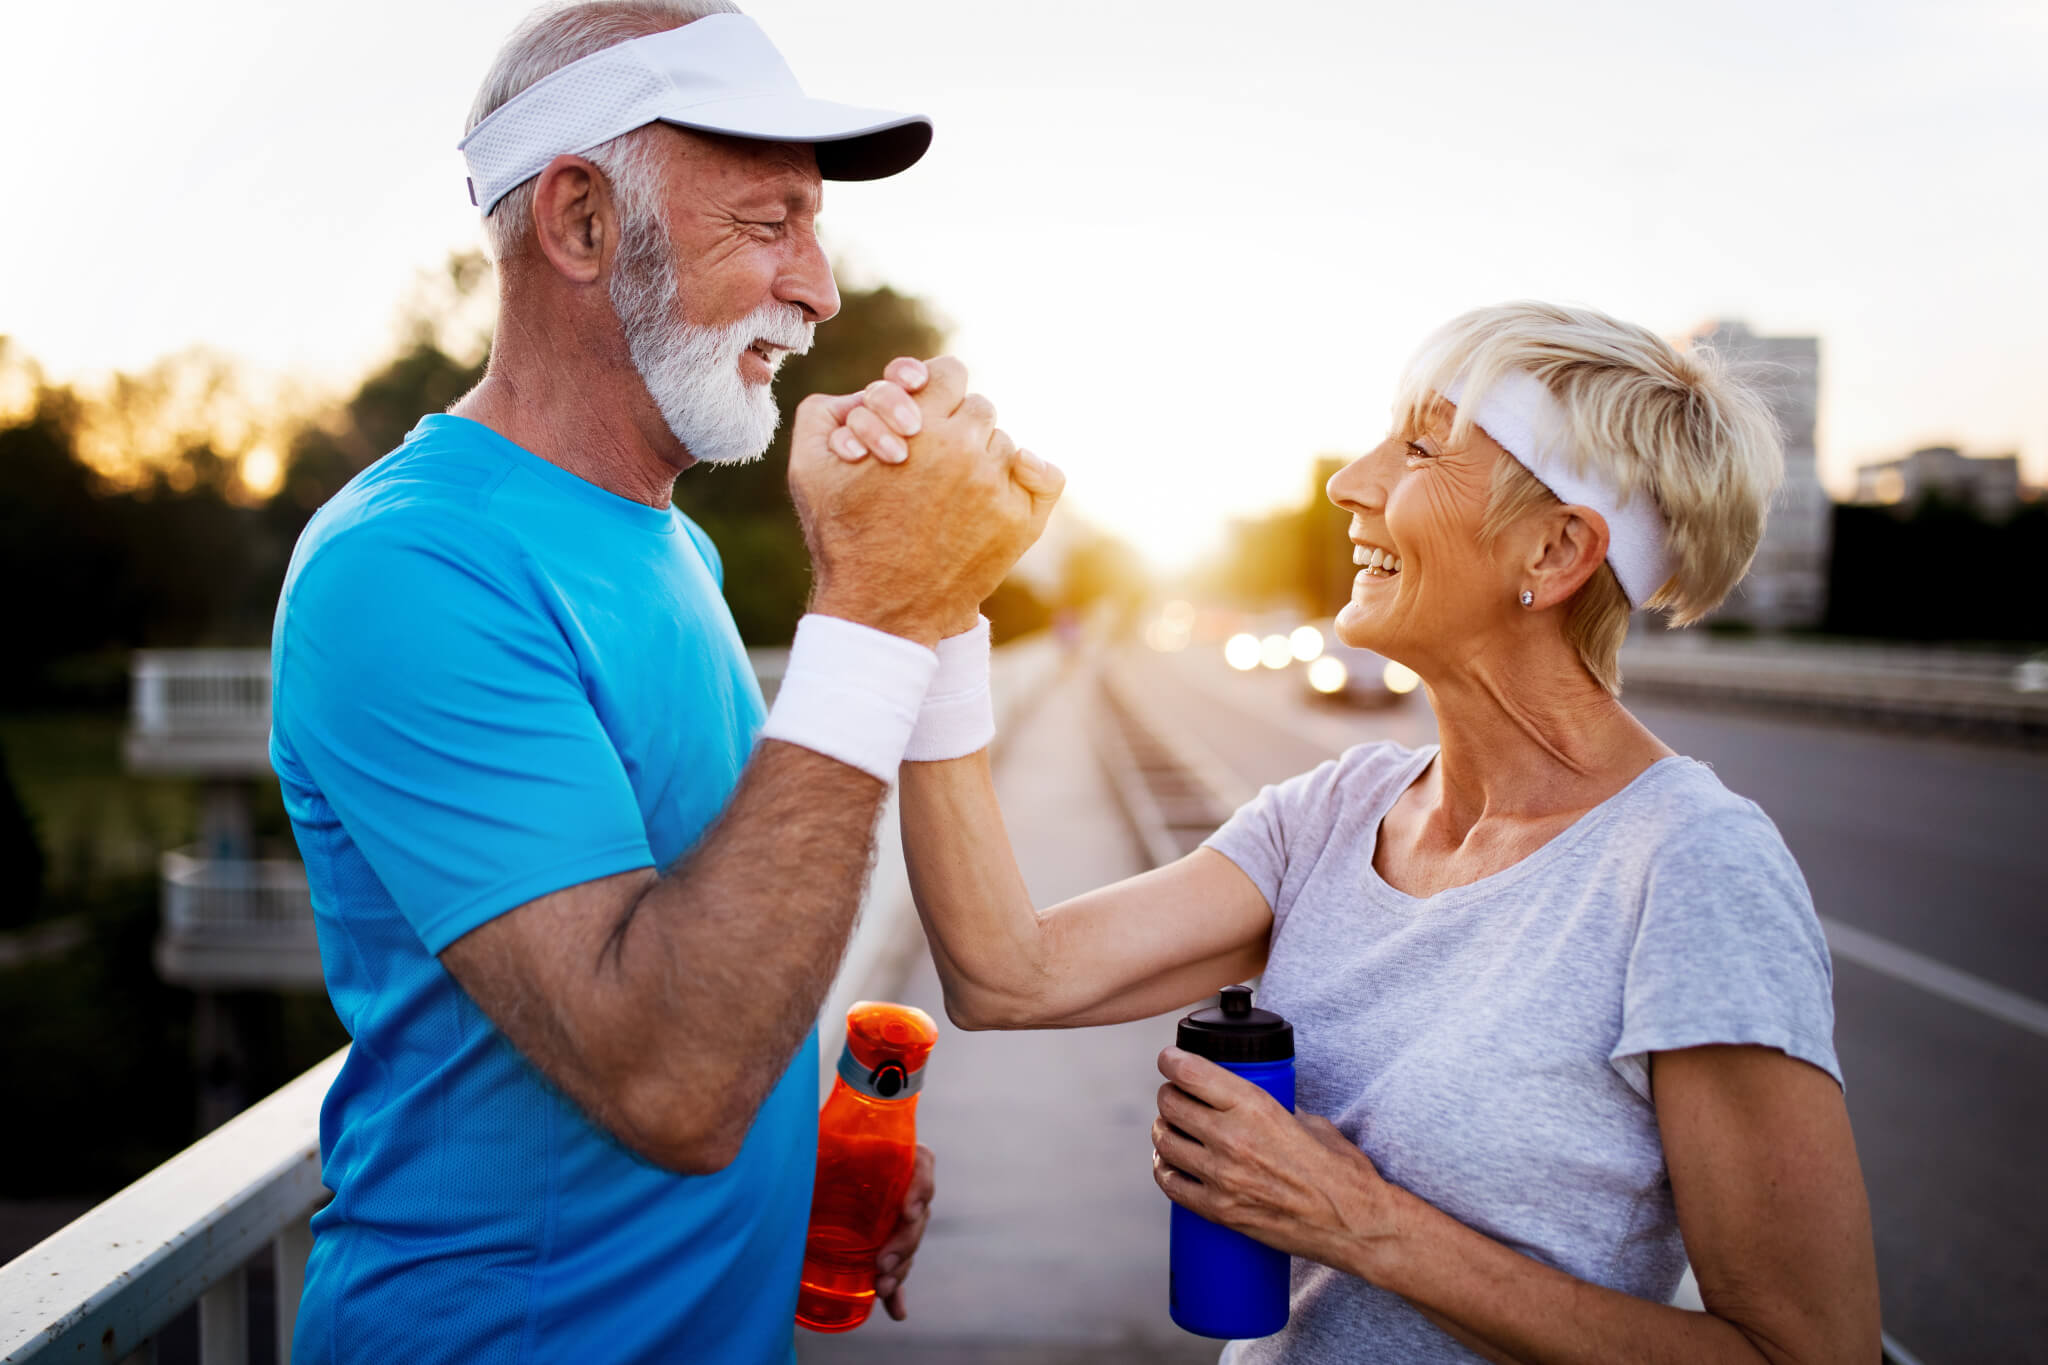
[
  {"xmin": 155, "ymin": 848, "xmax": 323, "ymax": 990},
  {"xmin": 163, "ymin": 849, "xmax": 315, "ymax": 940},
  {"xmin": 0, "ymin": 1049, "xmax": 344, "ymax": 1365},
  {"xmin": 130, "ymin": 650, "xmax": 273, "ymax": 737},
  {"xmin": 126, "ymin": 650, "xmax": 277, "ymax": 777}
]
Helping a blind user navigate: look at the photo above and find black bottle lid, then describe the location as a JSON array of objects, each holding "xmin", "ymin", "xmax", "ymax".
[{"xmin": 1177, "ymin": 986, "xmax": 1293, "ymax": 1064}]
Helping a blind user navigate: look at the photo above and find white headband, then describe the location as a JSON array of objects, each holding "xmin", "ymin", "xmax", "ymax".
[
  {"xmin": 1442, "ymin": 370, "xmax": 1676, "ymax": 607},
  {"xmin": 458, "ymin": 15, "xmax": 932, "ymax": 213}
]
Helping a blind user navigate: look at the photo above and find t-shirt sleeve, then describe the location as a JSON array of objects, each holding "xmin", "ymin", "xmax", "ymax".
[
  {"xmin": 1202, "ymin": 756, "xmax": 1343, "ymax": 918},
  {"xmin": 274, "ymin": 520, "xmax": 655, "ymax": 954},
  {"xmin": 1610, "ymin": 800, "xmax": 1841, "ymax": 1101}
]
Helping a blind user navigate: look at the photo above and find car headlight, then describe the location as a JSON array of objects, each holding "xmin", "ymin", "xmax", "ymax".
[{"xmin": 1308, "ymin": 656, "xmax": 1348, "ymax": 694}]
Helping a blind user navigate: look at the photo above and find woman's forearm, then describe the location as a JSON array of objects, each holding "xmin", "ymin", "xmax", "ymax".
[
  {"xmin": 899, "ymin": 755, "xmax": 1273, "ymax": 1030},
  {"xmin": 1354, "ymin": 1188, "xmax": 1786, "ymax": 1365},
  {"xmin": 898, "ymin": 753, "xmax": 1056, "ymax": 1027}
]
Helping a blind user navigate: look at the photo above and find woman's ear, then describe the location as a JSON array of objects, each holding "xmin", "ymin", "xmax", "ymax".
[{"xmin": 1520, "ymin": 506, "xmax": 1611, "ymax": 611}]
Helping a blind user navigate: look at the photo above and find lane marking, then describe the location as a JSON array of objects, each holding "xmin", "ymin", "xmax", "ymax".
[
  {"xmin": 1105, "ymin": 665, "xmax": 1258, "ymax": 812},
  {"xmin": 1821, "ymin": 916, "xmax": 2048, "ymax": 1042},
  {"xmin": 1149, "ymin": 651, "xmax": 2048, "ymax": 1043},
  {"xmin": 1882, "ymin": 1332, "xmax": 1928, "ymax": 1365}
]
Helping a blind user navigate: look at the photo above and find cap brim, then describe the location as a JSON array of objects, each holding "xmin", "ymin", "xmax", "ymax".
[{"xmin": 656, "ymin": 96, "xmax": 932, "ymax": 181}]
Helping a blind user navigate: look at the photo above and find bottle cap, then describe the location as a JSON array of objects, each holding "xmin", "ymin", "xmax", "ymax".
[
  {"xmin": 837, "ymin": 1000, "xmax": 937, "ymax": 1101},
  {"xmin": 1177, "ymin": 986, "xmax": 1293, "ymax": 1064}
]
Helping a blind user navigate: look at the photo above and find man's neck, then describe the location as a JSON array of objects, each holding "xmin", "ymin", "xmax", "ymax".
[{"xmin": 451, "ymin": 302, "xmax": 693, "ymax": 509}]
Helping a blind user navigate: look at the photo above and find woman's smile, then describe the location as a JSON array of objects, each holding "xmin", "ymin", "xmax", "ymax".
[
  {"xmin": 1348, "ymin": 532, "xmax": 1405, "ymax": 608},
  {"xmin": 1351, "ymin": 542, "xmax": 1403, "ymax": 578}
]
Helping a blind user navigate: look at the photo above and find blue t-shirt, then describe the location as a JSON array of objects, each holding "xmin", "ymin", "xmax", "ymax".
[{"xmin": 270, "ymin": 414, "xmax": 815, "ymax": 1365}]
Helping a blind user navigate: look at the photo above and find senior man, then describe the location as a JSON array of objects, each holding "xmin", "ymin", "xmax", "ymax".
[{"xmin": 268, "ymin": 4, "xmax": 1060, "ymax": 1362}]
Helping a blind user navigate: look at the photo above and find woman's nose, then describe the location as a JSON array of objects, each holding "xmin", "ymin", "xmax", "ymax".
[{"xmin": 1326, "ymin": 446, "xmax": 1389, "ymax": 514}]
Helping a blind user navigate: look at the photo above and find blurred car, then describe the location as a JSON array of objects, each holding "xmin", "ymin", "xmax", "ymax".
[
  {"xmin": 1298, "ymin": 623, "xmax": 1420, "ymax": 709},
  {"xmin": 2015, "ymin": 652, "xmax": 2048, "ymax": 694}
]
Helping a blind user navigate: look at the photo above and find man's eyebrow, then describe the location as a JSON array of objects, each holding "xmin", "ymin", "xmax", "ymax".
[{"xmin": 732, "ymin": 177, "xmax": 820, "ymax": 215}]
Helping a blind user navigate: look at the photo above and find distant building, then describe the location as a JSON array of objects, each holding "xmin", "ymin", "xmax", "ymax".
[
  {"xmin": 1686, "ymin": 320, "xmax": 1831, "ymax": 630},
  {"xmin": 1852, "ymin": 445, "xmax": 2024, "ymax": 521}
]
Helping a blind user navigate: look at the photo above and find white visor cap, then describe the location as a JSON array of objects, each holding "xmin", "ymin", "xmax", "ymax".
[{"xmin": 459, "ymin": 14, "xmax": 932, "ymax": 213}]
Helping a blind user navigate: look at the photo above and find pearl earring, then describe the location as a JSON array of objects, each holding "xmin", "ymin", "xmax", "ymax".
[{"xmin": 1519, "ymin": 590, "xmax": 1534, "ymax": 607}]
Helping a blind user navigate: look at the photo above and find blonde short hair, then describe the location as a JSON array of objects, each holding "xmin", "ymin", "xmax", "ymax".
[{"xmin": 1392, "ymin": 301, "xmax": 1784, "ymax": 692}]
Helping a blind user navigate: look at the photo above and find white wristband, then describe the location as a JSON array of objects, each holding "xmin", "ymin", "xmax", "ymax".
[
  {"xmin": 904, "ymin": 616, "xmax": 995, "ymax": 762},
  {"xmin": 759, "ymin": 614, "xmax": 939, "ymax": 783}
]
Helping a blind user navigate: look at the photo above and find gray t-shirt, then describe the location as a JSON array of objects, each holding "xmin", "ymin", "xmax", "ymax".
[{"xmin": 1203, "ymin": 742, "xmax": 1839, "ymax": 1365}]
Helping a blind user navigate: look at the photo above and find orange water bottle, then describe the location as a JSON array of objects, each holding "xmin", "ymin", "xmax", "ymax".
[{"xmin": 795, "ymin": 1001, "xmax": 938, "ymax": 1333}]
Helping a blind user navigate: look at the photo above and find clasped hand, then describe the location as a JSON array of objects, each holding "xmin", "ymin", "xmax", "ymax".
[
  {"xmin": 786, "ymin": 356, "xmax": 1063, "ymax": 645},
  {"xmin": 1151, "ymin": 1047, "xmax": 1400, "ymax": 1277}
]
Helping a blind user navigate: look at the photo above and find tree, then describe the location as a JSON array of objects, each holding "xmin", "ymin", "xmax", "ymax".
[
  {"xmin": 0, "ymin": 388, "xmax": 129, "ymax": 694},
  {"xmin": 0, "ymin": 741, "xmax": 45, "ymax": 929}
]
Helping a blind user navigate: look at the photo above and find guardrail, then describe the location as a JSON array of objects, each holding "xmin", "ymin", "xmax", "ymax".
[
  {"xmin": 1621, "ymin": 635, "xmax": 2048, "ymax": 739},
  {"xmin": 0, "ymin": 1050, "xmax": 342, "ymax": 1365}
]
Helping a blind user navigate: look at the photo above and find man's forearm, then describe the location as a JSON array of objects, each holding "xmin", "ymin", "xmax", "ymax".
[{"xmin": 599, "ymin": 739, "xmax": 886, "ymax": 1167}]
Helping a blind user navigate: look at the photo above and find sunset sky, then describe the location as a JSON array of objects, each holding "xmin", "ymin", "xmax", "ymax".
[{"xmin": 4, "ymin": 0, "xmax": 2044, "ymax": 567}]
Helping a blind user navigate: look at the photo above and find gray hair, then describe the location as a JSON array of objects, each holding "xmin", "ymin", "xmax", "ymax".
[{"xmin": 466, "ymin": 0, "xmax": 741, "ymax": 263}]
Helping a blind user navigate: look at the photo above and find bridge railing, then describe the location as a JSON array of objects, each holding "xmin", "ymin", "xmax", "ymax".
[
  {"xmin": 0, "ymin": 1050, "xmax": 343, "ymax": 1365},
  {"xmin": 156, "ymin": 848, "xmax": 325, "ymax": 991},
  {"xmin": 162, "ymin": 849, "xmax": 315, "ymax": 936},
  {"xmin": 129, "ymin": 649, "xmax": 273, "ymax": 738},
  {"xmin": 125, "ymin": 649, "xmax": 276, "ymax": 776}
]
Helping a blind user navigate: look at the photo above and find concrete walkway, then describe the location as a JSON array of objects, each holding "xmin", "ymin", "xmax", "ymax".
[{"xmin": 798, "ymin": 664, "xmax": 1222, "ymax": 1365}]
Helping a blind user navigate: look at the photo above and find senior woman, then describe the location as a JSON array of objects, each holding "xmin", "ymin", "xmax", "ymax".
[{"xmin": 845, "ymin": 301, "xmax": 1879, "ymax": 1362}]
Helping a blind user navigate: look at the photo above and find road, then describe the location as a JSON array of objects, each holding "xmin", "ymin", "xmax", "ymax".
[{"xmin": 1116, "ymin": 642, "xmax": 2048, "ymax": 1363}]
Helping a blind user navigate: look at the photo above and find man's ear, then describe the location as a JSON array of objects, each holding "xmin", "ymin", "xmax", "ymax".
[
  {"xmin": 528, "ymin": 154, "xmax": 614, "ymax": 285},
  {"xmin": 1520, "ymin": 505, "xmax": 1611, "ymax": 611}
]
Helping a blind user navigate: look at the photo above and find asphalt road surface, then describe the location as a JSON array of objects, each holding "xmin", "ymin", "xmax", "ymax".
[{"xmin": 1116, "ymin": 644, "xmax": 2048, "ymax": 1365}]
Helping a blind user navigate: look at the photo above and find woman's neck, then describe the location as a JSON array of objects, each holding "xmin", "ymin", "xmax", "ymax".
[{"xmin": 1417, "ymin": 634, "xmax": 1669, "ymax": 836}]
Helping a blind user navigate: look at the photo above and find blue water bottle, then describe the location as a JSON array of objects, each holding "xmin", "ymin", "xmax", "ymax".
[{"xmin": 1168, "ymin": 985, "xmax": 1295, "ymax": 1340}]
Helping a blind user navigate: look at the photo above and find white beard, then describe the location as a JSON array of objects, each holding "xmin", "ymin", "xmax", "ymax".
[{"xmin": 609, "ymin": 230, "xmax": 814, "ymax": 466}]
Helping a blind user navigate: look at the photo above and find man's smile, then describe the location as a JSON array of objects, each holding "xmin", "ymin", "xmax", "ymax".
[{"xmin": 740, "ymin": 340, "xmax": 790, "ymax": 383}]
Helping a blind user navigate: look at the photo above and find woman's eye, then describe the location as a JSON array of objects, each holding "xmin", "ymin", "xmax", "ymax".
[{"xmin": 1405, "ymin": 441, "xmax": 1433, "ymax": 460}]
